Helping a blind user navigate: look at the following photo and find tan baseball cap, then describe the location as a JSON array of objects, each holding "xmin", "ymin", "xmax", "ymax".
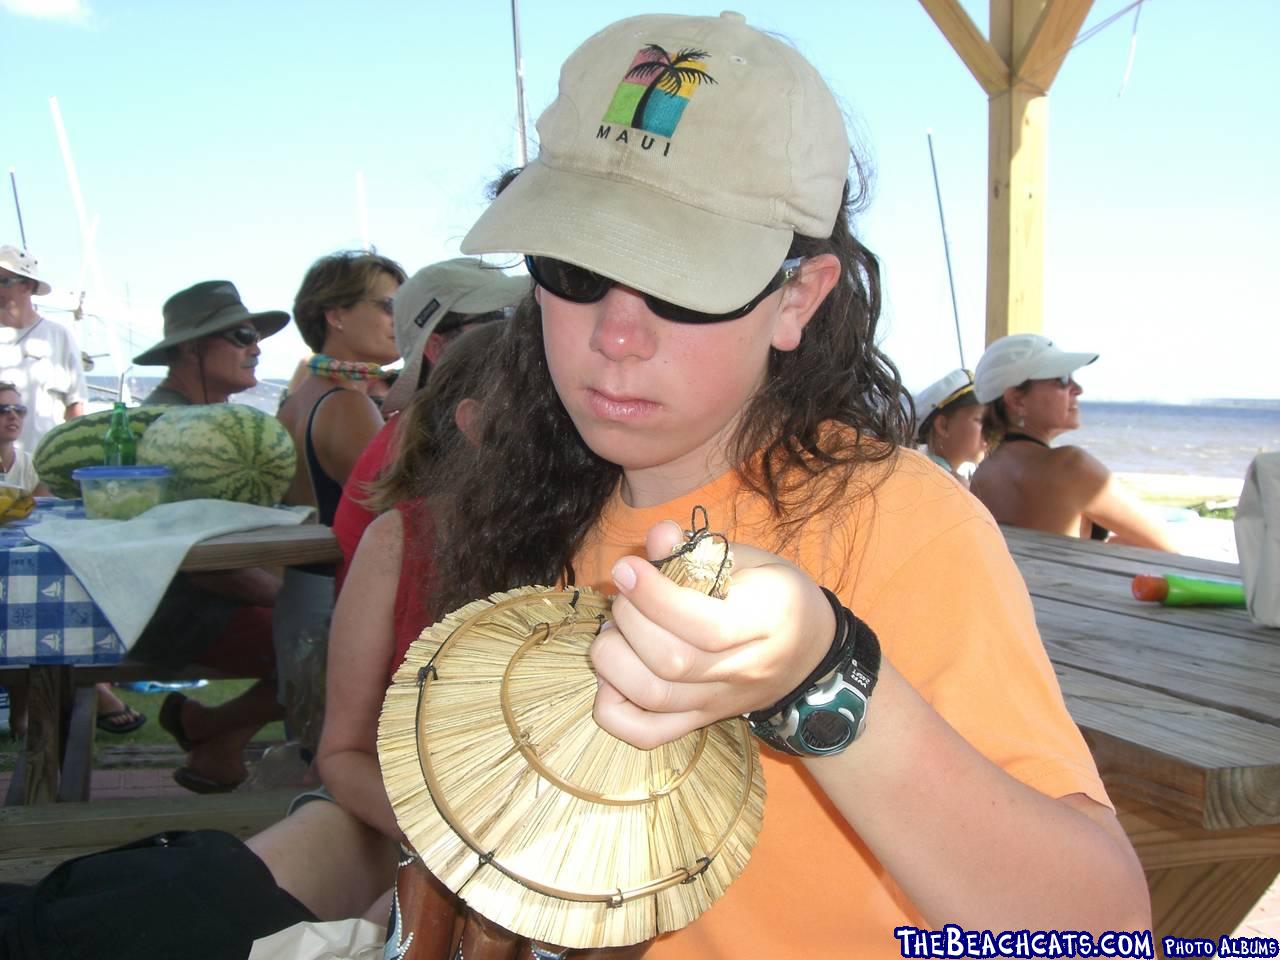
[
  {"xmin": 382, "ymin": 258, "xmax": 529, "ymax": 414},
  {"xmin": 462, "ymin": 11, "xmax": 850, "ymax": 313}
]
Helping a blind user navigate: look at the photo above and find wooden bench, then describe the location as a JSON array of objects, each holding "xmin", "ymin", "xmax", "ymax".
[{"xmin": 0, "ymin": 788, "xmax": 297, "ymax": 885}]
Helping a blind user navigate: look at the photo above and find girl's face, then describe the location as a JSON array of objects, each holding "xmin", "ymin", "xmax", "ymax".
[
  {"xmin": 1019, "ymin": 376, "xmax": 1083, "ymax": 436},
  {"xmin": 934, "ymin": 403, "xmax": 986, "ymax": 468},
  {"xmin": 329, "ymin": 271, "xmax": 401, "ymax": 364},
  {"xmin": 540, "ymin": 279, "xmax": 802, "ymax": 504}
]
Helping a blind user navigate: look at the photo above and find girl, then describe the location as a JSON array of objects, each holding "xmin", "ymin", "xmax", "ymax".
[
  {"xmin": 970, "ymin": 333, "xmax": 1172, "ymax": 549},
  {"xmin": 420, "ymin": 12, "xmax": 1148, "ymax": 958},
  {"xmin": 912, "ymin": 367, "xmax": 986, "ymax": 485}
]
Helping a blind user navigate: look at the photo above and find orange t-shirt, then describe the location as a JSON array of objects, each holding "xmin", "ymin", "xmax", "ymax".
[{"xmin": 571, "ymin": 445, "xmax": 1110, "ymax": 959}]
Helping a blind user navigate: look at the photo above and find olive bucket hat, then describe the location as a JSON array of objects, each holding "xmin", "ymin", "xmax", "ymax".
[{"xmin": 133, "ymin": 280, "xmax": 289, "ymax": 366}]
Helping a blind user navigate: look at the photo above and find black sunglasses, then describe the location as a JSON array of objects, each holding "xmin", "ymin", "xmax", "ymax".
[
  {"xmin": 524, "ymin": 255, "xmax": 804, "ymax": 324},
  {"xmin": 0, "ymin": 403, "xmax": 28, "ymax": 416},
  {"xmin": 219, "ymin": 325, "xmax": 261, "ymax": 348}
]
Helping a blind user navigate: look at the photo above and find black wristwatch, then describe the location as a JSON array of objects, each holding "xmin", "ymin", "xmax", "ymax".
[{"xmin": 747, "ymin": 590, "xmax": 881, "ymax": 757}]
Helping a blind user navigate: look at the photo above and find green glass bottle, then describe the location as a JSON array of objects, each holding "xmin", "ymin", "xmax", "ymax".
[{"xmin": 102, "ymin": 401, "xmax": 136, "ymax": 466}]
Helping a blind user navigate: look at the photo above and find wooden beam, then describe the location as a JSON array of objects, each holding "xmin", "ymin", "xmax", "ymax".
[
  {"xmin": 1015, "ymin": 0, "xmax": 1096, "ymax": 92},
  {"xmin": 917, "ymin": 0, "xmax": 1010, "ymax": 97},
  {"xmin": 986, "ymin": 0, "xmax": 1047, "ymax": 342}
]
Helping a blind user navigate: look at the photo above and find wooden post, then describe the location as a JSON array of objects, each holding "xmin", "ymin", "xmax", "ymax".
[
  {"xmin": 917, "ymin": 0, "xmax": 1094, "ymax": 344},
  {"xmin": 987, "ymin": 0, "xmax": 1048, "ymax": 344}
]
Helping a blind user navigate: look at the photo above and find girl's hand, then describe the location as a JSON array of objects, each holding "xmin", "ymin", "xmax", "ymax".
[{"xmin": 590, "ymin": 520, "xmax": 835, "ymax": 749}]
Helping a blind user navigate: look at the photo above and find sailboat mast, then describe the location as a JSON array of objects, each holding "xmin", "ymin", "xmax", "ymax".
[
  {"xmin": 510, "ymin": 0, "xmax": 529, "ymax": 165},
  {"xmin": 8, "ymin": 169, "xmax": 27, "ymax": 250},
  {"xmin": 926, "ymin": 130, "xmax": 966, "ymax": 369}
]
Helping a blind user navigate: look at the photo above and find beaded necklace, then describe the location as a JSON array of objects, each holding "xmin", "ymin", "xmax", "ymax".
[{"xmin": 307, "ymin": 354, "xmax": 391, "ymax": 382}]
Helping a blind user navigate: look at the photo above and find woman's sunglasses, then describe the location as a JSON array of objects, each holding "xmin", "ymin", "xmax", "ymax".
[
  {"xmin": 524, "ymin": 255, "xmax": 804, "ymax": 324},
  {"xmin": 0, "ymin": 403, "xmax": 28, "ymax": 416},
  {"xmin": 219, "ymin": 325, "xmax": 261, "ymax": 348}
]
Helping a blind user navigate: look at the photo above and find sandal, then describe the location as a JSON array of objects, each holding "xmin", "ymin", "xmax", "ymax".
[
  {"xmin": 159, "ymin": 692, "xmax": 194, "ymax": 751},
  {"xmin": 96, "ymin": 707, "xmax": 147, "ymax": 735},
  {"xmin": 172, "ymin": 766, "xmax": 243, "ymax": 795}
]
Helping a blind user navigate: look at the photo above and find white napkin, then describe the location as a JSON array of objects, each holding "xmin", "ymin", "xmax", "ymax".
[
  {"xmin": 25, "ymin": 499, "xmax": 311, "ymax": 648},
  {"xmin": 248, "ymin": 919, "xmax": 385, "ymax": 960},
  {"xmin": 1235, "ymin": 452, "xmax": 1280, "ymax": 628}
]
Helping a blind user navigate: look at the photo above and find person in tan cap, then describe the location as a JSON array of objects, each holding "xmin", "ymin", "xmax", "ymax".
[
  {"xmin": 134, "ymin": 280, "xmax": 289, "ymax": 404},
  {"xmin": 329, "ymin": 256, "xmax": 528, "ymax": 592},
  {"xmin": 970, "ymin": 333, "xmax": 1172, "ymax": 549},
  {"xmin": 248, "ymin": 12, "xmax": 1148, "ymax": 955},
  {"xmin": 0, "ymin": 245, "xmax": 86, "ymax": 451}
]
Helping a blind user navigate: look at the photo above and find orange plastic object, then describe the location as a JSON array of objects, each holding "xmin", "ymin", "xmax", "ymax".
[{"xmin": 1131, "ymin": 574, "xmax": 1170, "ymax": 603}]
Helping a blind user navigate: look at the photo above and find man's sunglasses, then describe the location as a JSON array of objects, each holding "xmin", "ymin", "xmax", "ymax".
[
  {"xmin": 524, "ymin": 255, "xmax": 804, "ymax": 324},
  {"xmin": 0, "ymin": 403, "xmax": 28, "ymax": 416},
  {"xmin": 0, "ymin": 276, "xmax": 32, "ymax": 289},
  {"xmin": 219, "ymin": 326, "xmax": 261, "ymax": 348}
]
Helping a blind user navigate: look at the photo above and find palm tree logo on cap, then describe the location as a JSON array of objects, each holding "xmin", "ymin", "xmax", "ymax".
[{"xmin": 603, "ymin": 45, "xmax": 717, "ymax": 138}]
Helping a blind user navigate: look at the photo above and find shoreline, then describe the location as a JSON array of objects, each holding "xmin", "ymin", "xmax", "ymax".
[{"xmin": 1115, "ymin": 472, "xmax": 1243, "ymax": 508}]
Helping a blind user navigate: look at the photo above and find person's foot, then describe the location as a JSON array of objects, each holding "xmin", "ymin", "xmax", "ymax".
[
  {"xmin": 95, "ymin": 684, "xmax": 147, "ymax": 735},
  {"xmin": 174, "ymin": 726, "xmax": 256, "ymax": 792}
]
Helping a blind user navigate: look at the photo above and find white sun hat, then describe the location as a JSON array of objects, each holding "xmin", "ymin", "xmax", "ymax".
[
  {"xmin": 973, "ymin": 334, "xmax": 1098, "ymax": 404},
  {"xmin": 0, "ymin": 246, "xmax": 52, "ymax": 296}
]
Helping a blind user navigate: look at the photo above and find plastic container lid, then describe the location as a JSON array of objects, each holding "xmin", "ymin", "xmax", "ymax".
[{"xmin": 72, "ymin": 465, "xmax": 173, "ymax": 480}]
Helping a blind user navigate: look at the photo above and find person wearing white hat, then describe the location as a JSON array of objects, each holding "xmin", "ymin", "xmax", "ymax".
[
  {"xmin": 911, "ymin": 368, "xmax": 986, "ymax": 485},
  {"xmin": 971, "ymin": 333, "xmax": 1172, "ymax": 550},
  {"xmin": 0, "ymin": 245, "xmax": 87, "ymax": 452},
  {"xmin": 330, "ymin": 257, "xmax": 528, "ymax": 593}
]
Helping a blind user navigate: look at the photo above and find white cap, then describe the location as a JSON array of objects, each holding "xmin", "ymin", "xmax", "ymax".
[
  {"xmin": 0, "ymin": 246, "xmax": 51, "ymax": 296},
  {"xmin": 912, "ymin": 368, "xmax": 978, "ymax": 443},
  {"xmin": 973, "ymin": 334, "xmax": 1097, "ymax": 404}
]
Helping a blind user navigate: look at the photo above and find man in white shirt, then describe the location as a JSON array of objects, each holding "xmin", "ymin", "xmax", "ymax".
[{"xmin": 0, "ymin": 246, "xmax": 87, "ymax": 452}]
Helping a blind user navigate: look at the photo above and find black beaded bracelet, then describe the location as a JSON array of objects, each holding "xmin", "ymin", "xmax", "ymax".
[{"xmin": 747, "ymin": 587, "xmax": 855, "ymax": 724}]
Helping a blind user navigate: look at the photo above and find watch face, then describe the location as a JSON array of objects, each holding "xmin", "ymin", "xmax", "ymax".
[{"xmin": 799, "ymin": 709, "xmax": 855, "ymax": 752}]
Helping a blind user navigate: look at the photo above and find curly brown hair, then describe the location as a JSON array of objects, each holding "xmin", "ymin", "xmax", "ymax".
[
  {"xmin": 292, "ymin": 251, "xmax": 407, "ymax": 352},
  {"xmin": 421, "ymin": 162, "xmax": 909, "ymax": 616}
]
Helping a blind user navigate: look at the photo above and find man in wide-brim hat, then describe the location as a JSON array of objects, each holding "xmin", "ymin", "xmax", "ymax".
[{"xmin": 134, "ymin": 280, "xmax": 289, "ymax": 405}]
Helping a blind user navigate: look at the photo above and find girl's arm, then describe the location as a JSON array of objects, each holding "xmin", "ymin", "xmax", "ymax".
[
  {"xmin": 315, "ymin": 508, "xmax": 405, "ymax": 841},
  {"xmin": 1055, "ymin": 446, "xmax": 1175, "ymax": 551},
  {"xmin": 592, "ymin": 523, "xmax": 1150, "ymax": 933}
]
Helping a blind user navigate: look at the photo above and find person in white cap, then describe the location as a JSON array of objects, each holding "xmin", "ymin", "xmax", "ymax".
[
  {"xmin": 0, "ymin": 245, "xmax": 87, "ymax": 452},
  {"xmin": 970, "ymin": 333, "xmax": 1172, "ymax": 550},
  {"xmin": 330, "ymin": 257, "xmax": 528, "ymax": 592},
  {"xmin": 247, "ymin": 13, "xmax": 1150, "ymax": 955},
  {"xmin": 911, "ymin": 368, "xmax": 985, "ymax": 485}
]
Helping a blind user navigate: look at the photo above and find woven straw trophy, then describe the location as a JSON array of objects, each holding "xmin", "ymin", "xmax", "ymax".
[{"xmin": 378, "ymin": 511, "xmax": 765, "ymax": 950}]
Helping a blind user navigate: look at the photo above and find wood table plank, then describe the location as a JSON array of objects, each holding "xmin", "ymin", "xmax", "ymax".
[
  {"xmin": 179, "ymin": 523, "xmax": 341, "ymax": 572},
  {"xmin": 1056, "ymin": 665, "xmax": 1280, "ymax": 829},
  {"xmin": 1035, "ymin": 598, "xmax": 1280, "ymax": 725},
  {"xmin": 1002, "ymin": 525, "xmax": 1243, "ymax": 578}
]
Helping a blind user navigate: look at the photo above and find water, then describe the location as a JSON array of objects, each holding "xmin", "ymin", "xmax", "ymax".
[{"xmin": 1070, "ymin": 401, "xmax": 1279, "ymax": 480}]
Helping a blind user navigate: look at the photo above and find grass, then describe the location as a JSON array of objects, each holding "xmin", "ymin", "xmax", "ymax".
[{"xmin": 1, "ymin": 678, "xmax": 287, "ymax": 768}]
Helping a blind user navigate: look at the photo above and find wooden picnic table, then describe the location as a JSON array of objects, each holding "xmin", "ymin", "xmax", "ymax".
[
  {"xmin": 1, "ymin": 521, "xmax": 342, "ymax": 806},
  {"xmin": 1003, "ymin": 525, "xmax": 1279, "ymax": 941}
]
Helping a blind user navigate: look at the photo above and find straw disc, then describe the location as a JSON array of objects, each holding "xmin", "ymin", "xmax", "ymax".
[{"xmin": 379, "ymin": 544, "xmax": 764, "ymax": 949}]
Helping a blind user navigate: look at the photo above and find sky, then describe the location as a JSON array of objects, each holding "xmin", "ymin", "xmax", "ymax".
[{"xmin": 3, "ymin": 0, "xmax": 1277, "ymax": 402}]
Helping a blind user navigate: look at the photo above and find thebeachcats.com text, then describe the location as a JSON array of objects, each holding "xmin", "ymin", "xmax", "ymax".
[{"xmin": 894, "ymin": 925, "xmax": 1155, "ymax": 959}]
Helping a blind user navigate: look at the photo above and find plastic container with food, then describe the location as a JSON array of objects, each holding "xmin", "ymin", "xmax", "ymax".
[{"xmin": 72, "ymin": 465, "xmax": 173, "ymax": 520}]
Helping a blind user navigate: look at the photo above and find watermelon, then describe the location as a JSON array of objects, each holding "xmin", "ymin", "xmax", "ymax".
[
  {"xmin": 33, "ymin": 405, "xmax": 170, "ymax": 498},
  {"xmin": 137, "ymin": 403, "xmax": 296, "ymax": 506}
]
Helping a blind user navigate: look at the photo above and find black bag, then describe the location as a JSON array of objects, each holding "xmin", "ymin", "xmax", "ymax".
[{"xmin": 0, "ymin": 829, "xmax": 316, "ymax": 960}]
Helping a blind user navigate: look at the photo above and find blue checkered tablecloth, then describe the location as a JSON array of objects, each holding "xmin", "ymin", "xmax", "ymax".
[{"xmin": 0, "ymin": 499, "xmax": 127, "ymax": 666}]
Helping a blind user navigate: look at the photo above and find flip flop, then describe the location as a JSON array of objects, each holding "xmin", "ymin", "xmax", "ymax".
[
  {"xmin": 172, "ymin": 766, "xmax": 243, "ymax": 795},
  {"xmin": 158, "ymin": 692, "xmax": 193, "ymax": 751},
  {"xmin": 96, "ymin": 707, "xmax": 147, "ymax": 735}
]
